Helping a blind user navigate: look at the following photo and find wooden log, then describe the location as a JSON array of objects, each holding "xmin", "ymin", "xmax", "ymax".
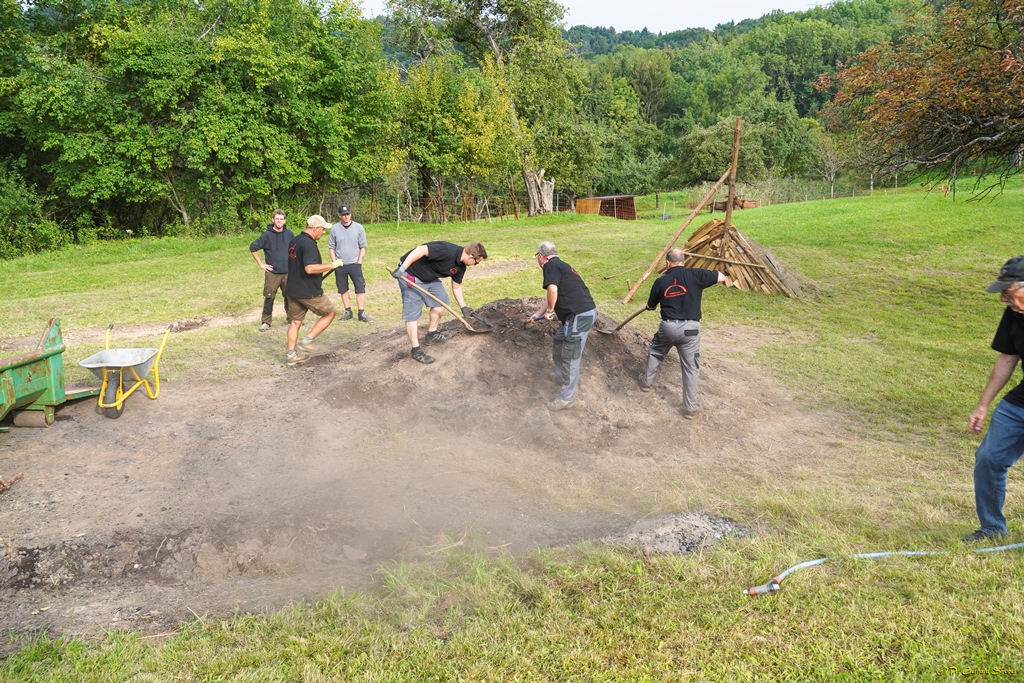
[{"xmin": 622, "ymin": 169, "xmax": 731, "ymax": 303}]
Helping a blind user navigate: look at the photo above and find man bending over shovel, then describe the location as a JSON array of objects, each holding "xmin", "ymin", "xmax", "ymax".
[
  {"xmin": 637, "ymin": 248, "xmax": 725, "ymax": 419},
  {"xmin": 392, "ymin": 241, "xmax": 487, "ymax": 364},
  {"xmin": 529, "ymin": 242, "xmax": 598, "ymax": 412}
]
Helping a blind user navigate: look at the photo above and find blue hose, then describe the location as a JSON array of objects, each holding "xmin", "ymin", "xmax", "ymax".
[{"xmin": 744, "ymin": 542, "xmax": 1024, "ymax": 596}]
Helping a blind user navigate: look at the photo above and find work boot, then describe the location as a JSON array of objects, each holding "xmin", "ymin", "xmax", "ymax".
[
  {"xmin": 297, "ymin": 336, "xmax": 319, "ymax": 353},
  {"xmin": 286, "ymin": 350, "xmax": 310, "ymax": 367},
  {"xmin": 341, "ymin": 308, "xmax": 353, "ymax": 321},
  {"xmin": 410, "ymin": 346, "xmax": 435, "ymax": 364},
  {"xmin": 962, "ymin": 529, "xmax": 1002, "ymax": 542},
  {"xmin": 259, "ymin": 323, "xmax": 271, "ymax": 332},
  {"xmin": 637, "ymin": 372, "xmax": 652, "ymax": 392},
  {"xmin": 683, "ymin": 409, "xmax": 699, "ymax": 420},
  {"xmin": 358, "ymin": 310, "xmax": 374, "ymax": 323},
  {"xmin": 422, "ymin": 330, "xmax": 452, "ymax": 347},
  {"xmin": 547, "ymin": 399, "xmax": 573, "ymax": 412}
]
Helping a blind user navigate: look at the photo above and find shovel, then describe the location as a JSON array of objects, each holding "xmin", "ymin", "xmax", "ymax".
[
  {"xmin": 595, "ymin": 305, "xmax": 648, "ymax": 334},
  {"xmin": 386, "ymin": 268, "xmax": 493, "ymax": 334}
]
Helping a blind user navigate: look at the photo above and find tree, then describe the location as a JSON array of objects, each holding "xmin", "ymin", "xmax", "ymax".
[
  {"xmin": 827, "ymin": 0, "xmax": 1024, "ymax": 189},
  {"xmin": 592, "ymin": 46, "xmax": 675, "ymax": 124},
  {"xmin": 808, "ymin": 125, "xmax": 849, "ymax": 198},
  {"xmin": 387, "ymin": 0, "xmax": 596, "ymax": 215},
  {"xmin": 9, "ymin": 0, "xmax": 398, "ymax": 235}
]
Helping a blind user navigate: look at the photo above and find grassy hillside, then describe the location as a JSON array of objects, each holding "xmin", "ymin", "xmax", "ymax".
[{"xmin": 3, "ymin": 188, "xmax": 1023, "ymax": 679}]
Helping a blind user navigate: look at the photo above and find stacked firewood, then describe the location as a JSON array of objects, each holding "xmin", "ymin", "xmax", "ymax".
[{"xmin": 665, "ymin": 219, "xmax": 797, "ymax": 297}]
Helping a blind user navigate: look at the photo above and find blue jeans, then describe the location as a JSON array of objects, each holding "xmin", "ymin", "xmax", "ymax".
[{"xmin": 974, "ymin": 399, "xmax": 1024, "ymax": 535}]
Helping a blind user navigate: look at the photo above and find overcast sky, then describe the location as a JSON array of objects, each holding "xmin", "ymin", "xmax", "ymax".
[{"xmin": 358, "ymin": 1, "xmax": 823, "ymax": 32}]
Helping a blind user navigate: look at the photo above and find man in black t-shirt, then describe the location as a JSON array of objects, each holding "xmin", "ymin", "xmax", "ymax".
[
  {"xmin": 964, "ymin": 255, "xmax": 1024, "ymax": 541},
  {"xmin": 282, "ymin": 215, "xmax": 341, "ymax": 366},
  {"xmin": 528, "ymin": 242, "xmax": 598, "ymax": 411},
  {"xmin": 392, "ymin": 241, "xmax": 487, "ymax": 364},
  {"xmin": 638, "ymin": 248, "xmax": 725, "ymax": 419}
]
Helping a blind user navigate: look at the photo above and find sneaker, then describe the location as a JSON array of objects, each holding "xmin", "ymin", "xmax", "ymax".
[
  {"xmin": 422, "ymin": 330, "xmax": 452, "ymax": 347},
  {"xmin": 962, "ymin": 529, "xmax": 1001, "ymax": 542},
  {"xmin": 411, "ymin": 347, "xmax": 435, "ymax": 364},
  {"xmin": 358, "ymin": 311, "xmax": 374, "ymax": 323},
  {"xmin": 259, "ymin": 323, "xmax": 271, "ymax": 332},
  {"xmin": 286, "ymin": 350, "xmax": 310, "ymax": 367},
  {"xmin": 683, "ymin": 410, "xmax": 699, "ymax": 420},
  {"xmin": 297, "ymin": 336, "xmax": 319, "ymax": 353},
  {"xmin": 547, "ymin": 399, "xmax": 573, "ymax": 412},
  {"xmin": 637, "ymin": 373, "xmax": 652, "ymax": 392},
  {"xmin": 341, "ymin": 309, "xmax": 353, "ymax": 321}
]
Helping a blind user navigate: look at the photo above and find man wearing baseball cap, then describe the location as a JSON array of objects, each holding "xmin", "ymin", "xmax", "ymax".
[
  {"xmin": 283, "ymin": 215, "xmax": 341, "ymax": 366},
  {"xmin": 328, "ymin": 205, "xmax": 373, "ymax": 323},
  {"xmin": 964, "ymin": 255, "xmax": 1024, "ymax": 540}
]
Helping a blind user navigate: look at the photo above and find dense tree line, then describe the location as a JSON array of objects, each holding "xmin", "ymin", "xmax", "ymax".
[{"xmin": 0, "ymin": 0, "xmax": 959, "ymax": 259}]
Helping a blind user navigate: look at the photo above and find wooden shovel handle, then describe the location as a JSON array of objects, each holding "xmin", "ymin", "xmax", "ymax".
[
  {"xmin": 385, "ymin": 268, "xmax": 475, "ymax": 332},
  {"xmin": 613, "ymin": 305, "xmax": 649, "ymax": 332}
]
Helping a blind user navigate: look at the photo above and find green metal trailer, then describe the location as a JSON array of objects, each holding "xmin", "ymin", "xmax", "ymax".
[{"xmin": 0, "ymin": 318, "xmax": 99, "ymax": 431}]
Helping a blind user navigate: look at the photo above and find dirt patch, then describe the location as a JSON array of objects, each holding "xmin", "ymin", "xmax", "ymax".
[
  {"xmin": 0, "ymin": 297, "xmax": 843, "ymax": 651},
  {"xmin": 602, "ymin": 513, "xmax": 752, "ymax": 556}
]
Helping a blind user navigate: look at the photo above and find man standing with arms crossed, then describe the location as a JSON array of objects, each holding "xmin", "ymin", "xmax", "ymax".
[
  {"xmin": 965, "ymin": 255, "xmax": 1024, "ymax": 541},
  {"xmin": 529, "ymin": 242, "xmax": 598, "ymax": 412},
  {"xmin": 328, "ymin": 205, "xmax": 373, "ymax": 323},
  {"xmin": 392, "ymin": 240, "xmax": 487, "ymax": 364},
  {"xmin": 283, "ymin": 215, "xmax": 342, "ymax": 366},
  {"xmin": 249, "ymin": 209, "xmax": 294, "ymax": 332},
  {"xmin": 637, "ymin": 248, "xmax": 725, "ymax": 419}
]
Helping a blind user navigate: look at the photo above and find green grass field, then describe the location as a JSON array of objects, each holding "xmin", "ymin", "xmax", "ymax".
[{"xmin": 2, "ymin": 187, "xmax": 1023, "ymax": 679}]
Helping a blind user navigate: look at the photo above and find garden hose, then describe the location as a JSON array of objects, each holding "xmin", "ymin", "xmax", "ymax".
[{"xmin": 745, "ymin": 542, "xmax": 1024, "ymax": 596}]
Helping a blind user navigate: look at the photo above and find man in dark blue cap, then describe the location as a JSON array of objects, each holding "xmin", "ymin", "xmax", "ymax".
[
  {"xmin": 964, "ymin": 255, "xmax": 1024, "ymax": 541},
  {"xmin": 328, "ymin": 205, "xmax": 372, "ymax": 322}
]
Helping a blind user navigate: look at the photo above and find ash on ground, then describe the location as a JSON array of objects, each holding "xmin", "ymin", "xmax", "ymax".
[{"xmin": 603, "ymin": 513, "xmax": 751, "ymax": 556}]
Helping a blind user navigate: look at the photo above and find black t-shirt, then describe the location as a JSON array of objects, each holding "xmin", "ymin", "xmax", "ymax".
[
  {"xmin": 991, "ymin": 307, "xmax": 1024, "ymax": 407},
  {"xmin": 542, "ymin": 257, "xmax": 595, "ymax": 321},
  {"xmin": 402, "ymin": 241, "xmax": 466, "ymax": 284},
  {"xmin": 284, "ymin": 232, "xmax": 324, "ymax": 299},
  {"xmin": 647, "ymin": 266, "xmax": 720, "ymax": 321}
]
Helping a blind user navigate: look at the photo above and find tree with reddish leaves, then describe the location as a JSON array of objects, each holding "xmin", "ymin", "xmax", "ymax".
[{"xmin": 825, "ymin": 0, "xmax": 1024, "ymax": 190}]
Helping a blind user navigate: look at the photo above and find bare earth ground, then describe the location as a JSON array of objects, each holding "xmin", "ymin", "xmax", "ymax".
[{"xmin": 0, "ymin": 298, "xmax": 839, "ymax": 651}]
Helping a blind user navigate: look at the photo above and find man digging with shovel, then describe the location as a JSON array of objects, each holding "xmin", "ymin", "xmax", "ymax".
[
  {"xmin": 392, "ymin": 241, "xmax": 487, "ymax": 364},
  {"xmin": 637, "ymin": 248, "xmax": 725, "ymax": 419},
  {"xmin": 529, "ymin": 242, "xmax": 598, "ymax": 412}
]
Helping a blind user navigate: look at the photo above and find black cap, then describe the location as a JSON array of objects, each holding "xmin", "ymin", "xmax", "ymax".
[
  {"xmin": 986, "ymin": 255, "xmax": 1024, "ymax": 293},
  {"xmin": 338, "ymin": 205, "xmax": 351, "ymax": 215}
]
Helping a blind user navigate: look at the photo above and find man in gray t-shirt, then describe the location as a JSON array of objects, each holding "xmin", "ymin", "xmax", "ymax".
[{"xmin": 327, "ymin": 205, "xmax": 372, "ymax": 322}]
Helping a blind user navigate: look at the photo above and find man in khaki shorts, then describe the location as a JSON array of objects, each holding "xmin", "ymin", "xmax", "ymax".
[{"xmin": 283, "ymin": 215, "xmax": 341, "ymax": 366}]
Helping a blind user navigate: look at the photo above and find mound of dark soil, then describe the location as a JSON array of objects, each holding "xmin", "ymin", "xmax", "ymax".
[{"xmin": 1, "ymin": 297, "xmax": 823, "ymax": 646}]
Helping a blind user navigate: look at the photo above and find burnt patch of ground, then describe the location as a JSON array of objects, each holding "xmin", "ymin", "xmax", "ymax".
[
  {"xmin": 602, "ymin": 513, "xmax": 752, "ymax": 556},
  {"xmin": 1, "ymin": 297, "xmax": 841, "ymax": 649}
]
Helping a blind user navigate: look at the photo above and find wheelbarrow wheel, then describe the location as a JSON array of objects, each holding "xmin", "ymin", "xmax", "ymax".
[{"xmin": 103, "ymin": 371, "xmax": 124, "ymax": 419}]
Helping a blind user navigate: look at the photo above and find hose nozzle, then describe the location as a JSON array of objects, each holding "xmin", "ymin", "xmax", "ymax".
[{"xmin": 744, "ymin": 577, "xmax": 781, "ymax": 596}]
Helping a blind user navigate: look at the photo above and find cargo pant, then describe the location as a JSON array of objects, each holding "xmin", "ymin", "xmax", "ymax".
[
  {"xmin": 262, "ymin": 272, "xmax": 290, "ymax": 325},
  {"xmin": 552, "ymin": 308, "xmax": 597, "ymax": 402},
  {"xmin": 640, "ymin": 319, "xmax": 701, "ymax": 413}
]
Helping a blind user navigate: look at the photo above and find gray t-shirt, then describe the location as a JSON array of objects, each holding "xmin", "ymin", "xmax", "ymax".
[{"xmin": 327, "ymin": 220, "xmax": 367, "ymax": 264}]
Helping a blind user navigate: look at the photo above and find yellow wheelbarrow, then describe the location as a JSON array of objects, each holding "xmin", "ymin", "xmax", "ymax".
[{"xmin": 77, "ymin": 324, "xmax": 173, "ymax": 419}]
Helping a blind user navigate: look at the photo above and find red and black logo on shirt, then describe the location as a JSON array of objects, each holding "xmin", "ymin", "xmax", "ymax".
[{"xmin": 664, "ymin": 278, "xmax": 687, "ymax": 298}]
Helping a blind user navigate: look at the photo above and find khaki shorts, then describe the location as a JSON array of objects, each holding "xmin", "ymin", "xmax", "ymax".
[{"xmin": 286, "ymin": 295, "xmax": 335, "ymax": 322}]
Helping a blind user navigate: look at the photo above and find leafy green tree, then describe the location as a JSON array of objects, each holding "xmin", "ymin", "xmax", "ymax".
[
  {"xmin": 592, "ymin": 46, "xmax": 676, "ymax": 124},
  {"xmin": 10, "ymin": 0, "xmax": 397, "ymax": 236}
]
